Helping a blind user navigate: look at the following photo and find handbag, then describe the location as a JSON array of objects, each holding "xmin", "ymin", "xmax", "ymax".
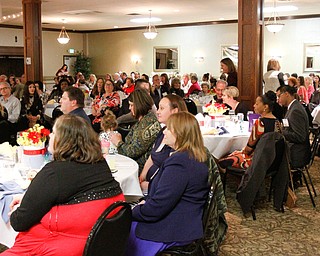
[
  {"xmin": 285, "ymin": 169, "xmax": 297, "ymax": 208},
  {"xmin": 286, "ymin": 187, "xmax": 297, "ymax": 208}
]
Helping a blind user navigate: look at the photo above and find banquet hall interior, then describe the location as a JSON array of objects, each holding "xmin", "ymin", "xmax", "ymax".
[{"xmin": 1, "ymin": 0, "xmax": 320, "ymax": 255}]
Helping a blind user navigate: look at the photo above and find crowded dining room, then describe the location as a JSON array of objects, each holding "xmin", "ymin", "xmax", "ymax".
[{"xmin": 1, "ymin": 0, "xmax": 320, "ymax": 255}]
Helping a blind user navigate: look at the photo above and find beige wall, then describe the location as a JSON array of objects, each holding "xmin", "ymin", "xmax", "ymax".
[
  {"xmin": 0, "ymin": 28, "xmax": 84, "ymax": 80},
  {"xmin": 88, "ymin": 23, "xmax": 238, "ymax": 78},
  {"xmin": 1, "ymin": 17, "xmax": 320, "ymax": 81}
]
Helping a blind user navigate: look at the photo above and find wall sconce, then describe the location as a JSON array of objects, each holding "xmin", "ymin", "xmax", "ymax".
[
  {"xmin": 131, "ymin": 55, "xmax": 140, "ymax": 64},
  {"xmin": 195, "ymin": 56, "xmax": 204, "ymax": 63}
]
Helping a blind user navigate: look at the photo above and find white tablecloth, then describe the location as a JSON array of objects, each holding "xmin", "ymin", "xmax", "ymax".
[
  {"xmin": 202, "ymin": 121, "xmax": 251, "ymax": 159},
  {"xmin": 44, "ymin": 104, "xmax": 92, "ymax": 118},
  {"xmin": 0, "ymin": 154, "xmax": 142, "ymax": 247}
]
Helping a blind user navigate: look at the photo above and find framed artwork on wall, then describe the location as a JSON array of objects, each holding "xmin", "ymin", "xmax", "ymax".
[{"xmin": 221, "ymin": 44, "xmax": 238, "ymax": 67}]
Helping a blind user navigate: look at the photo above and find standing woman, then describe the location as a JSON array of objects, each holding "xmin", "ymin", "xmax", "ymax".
[
  {"xmin": 263, "ymin": 59, "xmax": 285, "ymax": 92},
  {"xmin": 111, "ymin": 89, "xmax": 161, "ymax": 173},
  {"xmin": 313, "ymin": 75, "xmax": 320, "ymax": 90},
  {"xmin": 3, "ymin": 115, "xmax": 124, "ymax": 256},
  {"xmin": 91, "ymin": 79, "xmax": 120, "ymax": 131},
  {"xmin": 220, "ymin": 57, "xmax": 238, "ymax": 87},
  {"xmin": 125, "ymin": 112, "xmax": 209, "ymax": 256},
  {"xmin": 297, "ymin": 76, "xmax": 309, "ymax": 103},
  {"xmin": 139, "ymin": 94, "xmax": 187, "ymax": 190},
  {"xmin": 18, "ymin": 81, "xmax": 43, "ymax": 130}
]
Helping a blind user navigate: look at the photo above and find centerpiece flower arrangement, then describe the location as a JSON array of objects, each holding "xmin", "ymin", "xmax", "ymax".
[
  {"xmin": 202, "ymin": 101, "xmax": 228, "ymax": 116},
  {"xmin": 17, "ymin": 124, "xmax": 50, "ymax": 146}
]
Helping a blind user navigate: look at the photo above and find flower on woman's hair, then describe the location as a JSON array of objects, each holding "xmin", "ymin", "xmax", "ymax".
[{"xmin": 17, "ymin": 124, "xmax": 50, "ymax": 146}]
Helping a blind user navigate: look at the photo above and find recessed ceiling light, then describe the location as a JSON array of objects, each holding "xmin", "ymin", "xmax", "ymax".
[
  {"xmin": 114, "ymin": 26, "xmax": 119, "ymax": 28},
  {"xmin": 219, "ymin": 17, "xmax": 225, "ymax": 20},
  {"xmin": 130, "ymin": 17, "xmax": 161, "ymax": 23},
  {"xmin": 264, "ymin": 5, "xmax": 298, "ymax": 13}
]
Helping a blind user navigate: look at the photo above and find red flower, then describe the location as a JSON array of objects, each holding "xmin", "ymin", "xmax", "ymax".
[
  {"xmin": 27, "ymin": 131, "xmax": 41, "ymax": 144},
  {"xmin": 41, "ymin": 128, "xmax": 50, "ymax": 137}
]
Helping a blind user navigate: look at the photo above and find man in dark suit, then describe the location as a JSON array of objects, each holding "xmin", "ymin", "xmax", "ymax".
[
  {"xmin": 60, "ymin": 86, "xmax": 91, "ymax": 123},
  {"xmin": 277, "ymin": 86, "xmax": 311, "ymax": 168},
  {"xmin": 152, "ymin": 74, "xmax": 168, "ymax": 101}
]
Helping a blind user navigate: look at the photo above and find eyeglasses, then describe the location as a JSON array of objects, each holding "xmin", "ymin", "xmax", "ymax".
[{"xmin": 0, "ymin": 87, "xmax": 9, "ymax": 91}]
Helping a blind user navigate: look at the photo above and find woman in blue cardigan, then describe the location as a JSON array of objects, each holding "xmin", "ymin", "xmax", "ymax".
[{"xmin": 125, "ymin": 111, "xmax": 209, "ymax": 256}]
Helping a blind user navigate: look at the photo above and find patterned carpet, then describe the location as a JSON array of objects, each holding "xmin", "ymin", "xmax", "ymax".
[
  {"xmin": 218, "ymin": 156, "xmax": 320, "ymax": 256},
  {"xmin": 2, "ymin": 159, "xmax": 320, "ymax": 255}
]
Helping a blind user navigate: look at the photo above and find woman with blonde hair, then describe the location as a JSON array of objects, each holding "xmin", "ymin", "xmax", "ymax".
[
  {"xmin": 222, "ymin": 86, "xmax": 249, "ymax": 120},
  {"xmin": 125, "ymin": 111, "xmax": 209, "ymax": 256},
  {"xmin": 263, "ymin": 58, "xmax": 285, "ymax": 92},
  {"xmin": 4, "ymin": 114, "xmax": 124, "ymax": 256}
]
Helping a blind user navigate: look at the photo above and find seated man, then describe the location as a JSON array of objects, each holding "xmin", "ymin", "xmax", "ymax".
[
  {"xmin": 276, "ymin": 85, "xmax": 311, "ymax": 168},
  {"xmin": 214, "ymin": 79, "xmax": 227, "ymax": 103},
  {"xmin": 60, "ymin": 86, "xmax": 91, "ymax": 123},
  {"xmin": 0, "ymin": 82, "xmax": 21, "ymax": 143}
]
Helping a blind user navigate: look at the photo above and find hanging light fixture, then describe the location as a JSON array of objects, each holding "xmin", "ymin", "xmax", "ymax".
[
  {"xmin": 143, "ymin": 10, "xmax": 158, "ymax": 40},
  {"xmin": 265, "ymin": 0, "xmax": 284, "ymax": 33},
  {"xmin": 57, "ymin": 19, "xmax": 70, "ymax": 44}
]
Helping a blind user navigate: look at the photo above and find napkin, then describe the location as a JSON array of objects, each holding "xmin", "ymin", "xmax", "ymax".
[
  {"xmin": 0, "ymin": 142, "xmax": 16, "ymax": 158},
  {"xmin": 0, "ymin": 181, "xmax": 24, "ymax": 223}
]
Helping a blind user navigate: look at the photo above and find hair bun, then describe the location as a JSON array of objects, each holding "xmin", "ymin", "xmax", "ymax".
[{"xmin": 265, "ymin": 90, "xmax": 276, "ymax": 103}]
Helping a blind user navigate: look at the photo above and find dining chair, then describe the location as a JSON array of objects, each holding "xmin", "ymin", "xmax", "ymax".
[
  {"xmin": 82, "ymin": 201, "xmax": 132, "ymax": 256},
  {"xmin": 290, "ymin": 126, "xmax": 320, "ymax": 208},
  {"xmin": 157, "ymin": 151, "xmax": 228, "ymax": 255},
  {"xmin": 222, "ymin": 132, "xmax": 288, "ymax": 220}
]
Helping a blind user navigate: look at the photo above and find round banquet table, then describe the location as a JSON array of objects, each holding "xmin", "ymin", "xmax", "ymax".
[{"xmin": 0, "ymin": 153, "xmax": 142, "ymax": 248}]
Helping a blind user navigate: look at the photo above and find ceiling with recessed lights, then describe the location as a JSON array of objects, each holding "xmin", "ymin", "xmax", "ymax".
[{"xmin": 0, "ymin": 0, "xmax": 319, "ymax": 31}]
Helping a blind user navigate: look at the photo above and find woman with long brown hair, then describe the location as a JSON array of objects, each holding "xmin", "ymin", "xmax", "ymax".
[{"xmin": 4, "ymin": 114, "xmax": 124, "ymax": 256}]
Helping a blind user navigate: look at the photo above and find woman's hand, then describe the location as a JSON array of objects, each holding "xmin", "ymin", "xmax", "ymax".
[
  {"xmin": 8, "ymin": 194, "xmax": 24, "ymax": 216},
  {"xmin": 110, "ymin": 132, "xmax": 122, "ymax": 147}
]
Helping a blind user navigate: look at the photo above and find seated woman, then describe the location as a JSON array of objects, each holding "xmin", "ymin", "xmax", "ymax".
[
  {"xmin": 2, "ymin": 115, "xmax": 124, "ymax": 256},
  {"xmin": 91, "ymin": 79, "xmax": 120, "ymax": 132},
  {"xmin": 18, "ymin": 81, "xmax": 44, "ymax": 131},
  {"xmin": 219, "ymin": 91, "xmax": 281, "ymax": 169},
  {"xmin": 90, "ymin": 77, "xmax": 105, "ymax": 99},
  {"xmin": 48, "ymin": 78, "xmax": 70, "ymax": 102},
  {"xmin": 169, "ymin": 77, "xmax": 185, "ymax": 98},
  {"xmin": 222, "ymin": 86, "xmax": 249, "ymax": 120},
  {"xmin": 110, "ymin": 89, "xmax": 161, "ymax": 173},
  {"xmin": 139, "ymin": 94, "xmax": 187, "ymax": 192},
  {"xmin": 125, "ymin": 112, "xmax": 209, "ymax": 256}
]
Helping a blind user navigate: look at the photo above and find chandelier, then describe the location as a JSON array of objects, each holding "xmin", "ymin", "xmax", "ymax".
[
  {"xmin": 57, "ymin": 19, "xmax": 70, "ymax": 44},
  {"xmin": 143, "ymin": 10, "xmax": 158, "ymax": 40},
  {"xmin": 265, "ymin": 0, "xmax": 284, "ymax": 33}
]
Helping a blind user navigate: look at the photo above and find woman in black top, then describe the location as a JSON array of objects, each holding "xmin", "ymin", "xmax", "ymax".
[
  {"xmin": 5, "ymin": 114, "xmax": 124, "ymax": 256},
  {"xmin": 18, "ymin": 81, "xmax": 44, "ymax": 130},
  {"xmin": 219, "ymin": 91, "xmax": 281, "ymax": 169}
]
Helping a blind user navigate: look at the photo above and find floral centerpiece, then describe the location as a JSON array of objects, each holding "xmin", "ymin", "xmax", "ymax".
[
  {"xmin": 17, "ymin": 124, "xmax": 50, "ymax": 146},
  {"xmin": 202, "ymin": 102, "xmax": 227, "ymax": 116},
  {"xmin": 17, "ymin": 124, "xmax": 50, "ymax": 169}
]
